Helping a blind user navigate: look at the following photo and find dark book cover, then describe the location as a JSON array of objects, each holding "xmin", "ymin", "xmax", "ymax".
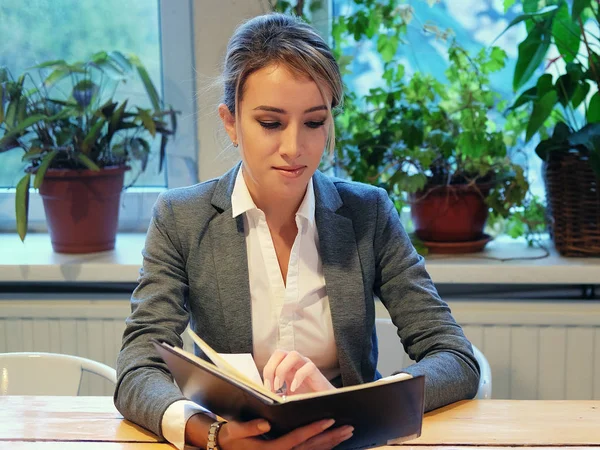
[{"xmin": 153, "ymin": 340, "xmax": 425, "ymax": 449}]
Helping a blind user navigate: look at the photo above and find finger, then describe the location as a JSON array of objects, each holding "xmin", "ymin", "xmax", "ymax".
[
  {"xmin": 263, "ymin": 349, "xmax": 288, "ymax": 391},
  {"xmin": 289, "ymin": 360, "xmax": 318, "ymax": 393},
  {"xmin": 219, "ymin": 419, "xmax": 271, "ymax": 443},
  {"xmin": 274, "ymin": 351, "xmax": 307, "ymax": 391},
  {"xmin": 294, "ymin": 425, "xmax": 354, "ymax": 450},
  {"xmin": 270, "ymin": 419, "xmax": 335, "ymax": 449}
]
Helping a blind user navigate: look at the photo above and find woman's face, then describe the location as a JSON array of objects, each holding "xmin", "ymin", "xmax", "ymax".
[{"xmin": 221, "ymin": 63, "xmax": 332, "ymax": 206}]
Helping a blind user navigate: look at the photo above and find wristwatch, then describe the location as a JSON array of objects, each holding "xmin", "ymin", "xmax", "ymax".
[{"xmin": 206, "ymin": 420, "xmax": 227, "ymax": 450}]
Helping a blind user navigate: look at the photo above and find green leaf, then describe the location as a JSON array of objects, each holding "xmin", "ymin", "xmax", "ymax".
[
  {"xmin": 523, "ymin": 0, "xmax": 541, "ymax": 13},
  {"xmin": 137, "ymin": 108, "xmax": 156, "ymax": 137},
  {"xmin": 587, "ymin": 92, "xmax": 600, "ymax": 123},
  {"xmin": 572, "ymin": 0, "xmax": 591, "ymax": 21},
  {"xmin": 76, "ymin": 153, "xmax": 100, "ymax": 171},
  {"xmin": 526, "ymin": 90, "xmax": 558, "ymax": 141},
  {"xmin": 33, "ymin": 150, "xmax": 58, "ymax": 189},
  {"xmin": 504, "ymin": 0, "xmax": 516, "ymax": 12},
  {"xmin": 128, "ymin": 54, "xmax": 160, "ymax": 111},
  {"xmin": 494, "ymin": 5, "xmax": 558, "ymax": 44},
  {"xmin": 377, "ymin": 35, "xmax": 399, "ymax": 64},
  {"xmin": 29, "ymin": 59, "xmax": 67, "ymax": 69},
  {"xmin": 571, "ymin": 81, "xmax": 590, "ymax": 108},
  {"xmin": 108, "ymin": 50, "xmax": 133, "ymax": 73},
  {"xmin": 514, "ymin": 23, "xmax": 552, "ymax": 91},
  {"xmin": 0, "ymin": 113, "xmax": 47, "ymax": 148},
  {"xmin": 81, "ymin": 118, "xmax": 106, "ymax": 154},
  {"xmin": 21, "ymin": 147, "xmax": 44, "ymax": 162},
  {"xmin": 508, "ymin": 86, "xmax": 538, "ymax": 110},
  {"xmin": 552, "ymin": 2, "xmax": 581, "ymax": 63},
  {"xmin": 5, "ymin": 97, "xmax": 18, "ymax": 128},
  {"xmin": 107, "ymin": 101, "xmax": 127, "ymax": 145},
  {"xmin": 555, "ymin": 73, "xmax": 578, "ymax": 106},
  {"xmin": 43, "ymin": 68, "xmax": 75, "ymax": 88},
  {"xmin": 15, "ymin": 173, "xmax": 31, "ymax": 242},
  {"xmin": 487, "ymin": 47, "xmax": 507, "ymax": 71},
  {"xmin": 537, "ymin": 73, "xmax": 554, "ymax": 97}
]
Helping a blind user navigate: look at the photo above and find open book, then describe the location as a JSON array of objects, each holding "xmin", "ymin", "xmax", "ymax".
[{"xmin": 152, "ymin": 329, "xmax": 425, "ymax": 449}]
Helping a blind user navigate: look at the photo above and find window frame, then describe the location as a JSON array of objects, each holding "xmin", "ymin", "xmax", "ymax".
[{"xmin": 0, "ymin": 0, "xmax": 198, "ymax": 233}]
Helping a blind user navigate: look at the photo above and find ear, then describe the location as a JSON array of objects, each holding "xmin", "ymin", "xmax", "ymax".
[{"xmin": 218, "ymin": 103, "xmax": 237, "ymax": 145}]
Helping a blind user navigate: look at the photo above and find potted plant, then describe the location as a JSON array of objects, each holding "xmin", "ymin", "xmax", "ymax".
[
  {"xmin": 500, "ymin": 0, "xmax": 600, "ymax": 256},
  {"xmin": 0, "ymin": 51, "xmax": 177, "ymax": 253},
  {"xmin": 334, "ymin": 40, "xmax": 529, "ymax": 252},
  {"xmin": 273, "ymin": 0, "xmax": 536, "ymax": 253}
]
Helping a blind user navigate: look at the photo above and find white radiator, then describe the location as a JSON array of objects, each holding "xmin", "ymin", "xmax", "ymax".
[{"xmin": 1, "ymin": 296, "xmax": 599, "ymax": 399}]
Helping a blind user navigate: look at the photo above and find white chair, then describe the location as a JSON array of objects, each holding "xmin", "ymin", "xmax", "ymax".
[
  {"xmin": 375, "ymin": 317, "xmax": 492, "ymax": 399},
  {"xmin": 0, "ymin": 352, "xmax": 117, "ymax": 396}
]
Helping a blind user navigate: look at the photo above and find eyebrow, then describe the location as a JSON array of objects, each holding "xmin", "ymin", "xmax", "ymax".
[{"xmin": 253, "ymin": 105, "xmax": 328, "ymax": 114}]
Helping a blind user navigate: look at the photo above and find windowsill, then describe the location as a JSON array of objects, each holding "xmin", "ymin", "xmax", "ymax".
[{"xmin": 0, "ymin": 232, "xmax": 598, "ymax": 285}]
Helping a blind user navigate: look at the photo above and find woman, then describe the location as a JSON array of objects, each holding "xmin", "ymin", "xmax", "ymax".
[{"xmin": 114, "ymin": 12, "xmax": 480, "ymax": 450}]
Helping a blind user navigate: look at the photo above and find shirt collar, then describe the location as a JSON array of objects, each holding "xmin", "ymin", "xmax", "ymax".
[{"xmin": 231, "ymin": 167, "xmax": 315, "ymax": 227}]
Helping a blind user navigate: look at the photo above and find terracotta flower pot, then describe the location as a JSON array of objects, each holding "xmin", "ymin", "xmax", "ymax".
[
  {"xmin": 38, "ymin": 166, "xmax": 127, "ymax": 253},
  {"xmin": 409, "ymin": 183, "xmax": 492, "ymax": 242}
]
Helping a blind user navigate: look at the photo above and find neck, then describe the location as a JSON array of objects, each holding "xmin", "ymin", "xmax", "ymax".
[{"xmin": 242, "ymin": 172, "xmax": 306, "ymax": 229}]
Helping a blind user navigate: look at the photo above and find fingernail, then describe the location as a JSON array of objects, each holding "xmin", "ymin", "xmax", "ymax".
[
  {"xmin": 341, "ymin": 425, "xmax": 354, "ymax": 434},
  {"xmin": 274, "ymin": 376, "xmax": 280, "ymax": 391},
  {"xmin": 257, "ymin": 421, "xmax": 271, "ymax": 432},
  {"xmin": 341, "ymin": 430, "xmax": 354, "ymax": 441},
  {"xmin": 321, "ymin": 419, "xmax": 335, "ymax": 430},
  {"xmin": 290, "ymin": 379, "xmax": 298, "ymax": 392},
  {"xmin": 264, "ymin": 379, "xmax": 271, "ymax": 391}
]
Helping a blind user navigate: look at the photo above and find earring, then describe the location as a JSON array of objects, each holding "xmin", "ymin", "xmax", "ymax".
[{"xmin": 233, "ymin": 142, "xmax": 239, "ymax": 148}]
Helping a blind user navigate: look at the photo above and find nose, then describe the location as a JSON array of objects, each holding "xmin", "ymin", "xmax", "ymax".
[{"xmin": 279, "ymin": 124, "xmax": 302, "ymax": 160}]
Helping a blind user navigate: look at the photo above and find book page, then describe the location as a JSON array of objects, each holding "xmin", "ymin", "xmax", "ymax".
[
  {"xmin": 186, "ymin": 328, "xmax": 266, "ymax": 392},
  {"xmin": 167, "ymin": 344, "xmax": 282, "ymax": 404},
  {"xmin": 217, "ymin": 353, "xmax": 263, "ymax": 386},
  {"xmin": 286, "ymin": 371, "xmax": 414, "ymax": 402}
]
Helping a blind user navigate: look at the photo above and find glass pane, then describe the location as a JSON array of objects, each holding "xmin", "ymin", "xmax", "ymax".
[
  {"xmin": 332, "ymin": 0, "xmax": 547, "ymax": 197},
  {"xmin": 0, "ymin": 0, "xmax": 165, "ymax": 188}
]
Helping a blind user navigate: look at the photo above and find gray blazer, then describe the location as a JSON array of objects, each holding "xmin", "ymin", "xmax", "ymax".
[{"xmin": 114, "ymin": 163, "xmax": 479, "ymax": 438}]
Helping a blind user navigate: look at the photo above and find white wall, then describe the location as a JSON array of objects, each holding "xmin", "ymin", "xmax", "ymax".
[{"xmin": 193, "ymin": 0, "xmax": 268, "ymax": 181}]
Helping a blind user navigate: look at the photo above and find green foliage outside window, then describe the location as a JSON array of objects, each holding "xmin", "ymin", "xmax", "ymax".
[{"xmin": 272, "ymin": 0, "xmax": 547, "ymax": 246}]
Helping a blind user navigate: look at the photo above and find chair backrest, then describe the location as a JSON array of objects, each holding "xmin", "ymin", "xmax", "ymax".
[
  {"xmin": 375, "ymin": 317, "xmax": 492, "ymax": 399},
  {"xmin": 0, "ymin": 352, "xmax": 117, "ymax": 396}
]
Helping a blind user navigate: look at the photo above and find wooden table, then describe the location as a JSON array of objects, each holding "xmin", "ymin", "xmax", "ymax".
[{"xmin": 1, "ymin": 397, "xmax": 599, "ymax": 449}]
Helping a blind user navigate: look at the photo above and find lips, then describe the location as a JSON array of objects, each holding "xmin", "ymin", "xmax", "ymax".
[
  {"xmin": 273, "ymin": 165, "xmax": 307, "ymax": 178},
  {"xmin": 273, "ymin": 165, "xmax": 305, "ymax": 171}
]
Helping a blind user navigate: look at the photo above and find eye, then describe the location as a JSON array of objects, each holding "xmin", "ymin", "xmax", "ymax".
[
  {"xmin": 258, "ymin": 121, "xmax": 281, "ymax": 130},
  {"xmin": 306, "ymin": 120, "xmax": 325, "ymax": 129}
]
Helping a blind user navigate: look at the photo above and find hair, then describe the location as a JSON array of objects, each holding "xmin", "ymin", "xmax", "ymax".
[{"xmin": 221, "ymin": 13, "xmax": 343, "ymax": 154}]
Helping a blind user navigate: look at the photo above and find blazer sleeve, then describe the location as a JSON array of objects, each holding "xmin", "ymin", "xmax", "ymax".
[
  {"xmin": 372, "ymin": 188, "xmax": 480, "ymax": 411},
  {"xmin": 113, "ymin": 192, "xmax": 190, "ymax": 437}
]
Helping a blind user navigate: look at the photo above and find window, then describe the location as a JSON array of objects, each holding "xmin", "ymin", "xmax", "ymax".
[
  {"xmin": 331, "ymin": 0, "xmax": 547, "ymax": 197},
  {"xmin": 0, "ymin": 0, "xmax": 197, "ymax": 232}
]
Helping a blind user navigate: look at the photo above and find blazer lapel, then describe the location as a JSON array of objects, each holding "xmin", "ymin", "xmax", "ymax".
[
  {"xmin": 313, "ymin": 171, "xmax": 366, "ymax": 387},
  {"xmin": 209, "ymin": 163, "xmax": 253, "ymax": 354}
]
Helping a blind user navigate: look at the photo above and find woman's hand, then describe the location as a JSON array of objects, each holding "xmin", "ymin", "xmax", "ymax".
[
  {"xmin": 219, "ymin": 417, "xmax": 354, "ymax": 450},
  {"xmin": 186, "ymin": 414, "xmax": 353, "ymax": 450},
  {"xmin": 263, "ymin": 350, "xmax": 335, "ymax": 395}
]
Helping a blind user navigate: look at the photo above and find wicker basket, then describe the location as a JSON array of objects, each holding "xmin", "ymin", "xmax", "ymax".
[{"xmin": 543, "ymin": 150, "xmax": 600, "ymax": 256}]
